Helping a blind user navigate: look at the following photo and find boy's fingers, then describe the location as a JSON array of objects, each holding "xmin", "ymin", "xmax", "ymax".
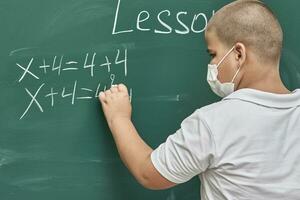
[
  {"xmin": 105, "ymin": 89, "xmax": 112, "ymax": 96},
  {"xmin": 99, "ymin": 92, "xmax": 106, "ymax": 103},
  {"xmin": 118, "ymin": 84, "xmax": 128, "ymax": 93},
  {"xmin": 110, "ymin": 86, "xmax": 118, "ymax": 93}
]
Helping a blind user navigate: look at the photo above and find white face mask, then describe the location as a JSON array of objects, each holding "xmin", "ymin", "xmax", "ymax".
[{"xmin": 207, "ymin": 46, "xmax": 241, "ymax": 98}]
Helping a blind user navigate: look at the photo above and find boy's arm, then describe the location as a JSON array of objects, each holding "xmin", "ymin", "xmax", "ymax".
[{"xmin": 99, "ymin": 84, "xmax": 176, "ymax": 190}]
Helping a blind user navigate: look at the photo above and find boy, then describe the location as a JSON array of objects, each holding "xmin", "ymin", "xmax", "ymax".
[{"xmin": 99, "ymin": 0, "xmax": 300, "ymax": 199}]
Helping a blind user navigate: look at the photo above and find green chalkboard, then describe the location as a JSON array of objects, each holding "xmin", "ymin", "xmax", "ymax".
[{"xmin": 0, "ymin": 0, "xmax": 299, "ymax": 199}]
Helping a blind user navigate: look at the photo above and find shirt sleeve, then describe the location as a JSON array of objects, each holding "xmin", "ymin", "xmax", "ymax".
[{"xmin": 150, "ymin": 109, "xmax": 216, "ymax": 184}]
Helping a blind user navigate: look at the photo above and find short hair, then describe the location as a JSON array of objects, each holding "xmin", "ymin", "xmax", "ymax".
[{"xmin": 206, "ymin": 0, "xmax": 283, "ymax": 64}]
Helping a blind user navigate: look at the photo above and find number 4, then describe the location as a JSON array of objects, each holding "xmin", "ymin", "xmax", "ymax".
[{"xmin": 115, "ymin": 49, "xmax": 128, "ymax": 76}]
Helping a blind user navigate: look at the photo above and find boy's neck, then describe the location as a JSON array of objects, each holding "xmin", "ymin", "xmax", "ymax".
[{"xmin": 237, "ymin": 66, "xmax": 292, "ymax": 94}]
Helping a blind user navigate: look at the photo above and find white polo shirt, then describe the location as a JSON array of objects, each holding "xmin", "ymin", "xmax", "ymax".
[{"xmin": 151, "ymin": 88, "xmax": 300, "ymax": 200}]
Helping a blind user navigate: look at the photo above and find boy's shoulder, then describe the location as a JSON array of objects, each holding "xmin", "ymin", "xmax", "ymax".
[
  {"xmin": 194, "ymin": 88, "xmax": 300, "ymax": 123},
  {"xmin": 194, "ymin": 95, "xmax": 242, "ymax": 119}
]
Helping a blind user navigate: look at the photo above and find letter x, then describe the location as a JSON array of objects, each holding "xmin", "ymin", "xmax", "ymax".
[
  {"xmin": 20, "ymin": 83, "xmax": 45, "ymax": 120},
  {"xmin": 17, "ymin": 58, "xmax": 40, "ymax": 82}
]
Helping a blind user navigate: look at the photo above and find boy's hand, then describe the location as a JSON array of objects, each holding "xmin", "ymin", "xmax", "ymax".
[{"xmin": 99, "ymin": 84, "xmax": 132, "ymax": 127}]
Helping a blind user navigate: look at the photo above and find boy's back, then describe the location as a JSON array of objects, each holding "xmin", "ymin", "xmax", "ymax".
[
  {"xmin": 202, "ymin": 88, "xmax": 300, "ymax": 199},
  {"xmin": 152, "ymin": 88, "xmax": 300, "ymax": 199}
]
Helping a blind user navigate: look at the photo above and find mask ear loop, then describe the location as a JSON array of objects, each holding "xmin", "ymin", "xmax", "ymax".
[
  {"xmin": 217, "ymin": 46, "xmax": 235, "ymax": 67},
  {"xmin": 231, "ymin": 63, "xmax": 241, "ymax": 83}
]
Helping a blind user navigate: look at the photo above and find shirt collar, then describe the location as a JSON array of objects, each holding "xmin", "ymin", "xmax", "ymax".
[{"xmin": 222, "ymin": 88, "xmax": 300, "ymax": 108}]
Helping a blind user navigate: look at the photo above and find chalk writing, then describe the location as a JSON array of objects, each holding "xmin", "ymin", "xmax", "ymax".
[
  {"xmin": 112, "ymin": 0, "xmax": 215, "ymax": 35},
  {"xmin": 16, "ymin": 48, "xmax": 132, "ymax": 120}
]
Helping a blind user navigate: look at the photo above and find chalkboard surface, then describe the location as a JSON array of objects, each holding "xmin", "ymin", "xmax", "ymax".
[{"xmin": 0, "ymin": 0, "xmax": 299, "ymax": 199}]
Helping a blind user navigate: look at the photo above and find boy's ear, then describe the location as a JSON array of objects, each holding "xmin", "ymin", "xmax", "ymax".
[{"xmin": 234, "ymin": 42, "xmax": 246, "ymax": 65}]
